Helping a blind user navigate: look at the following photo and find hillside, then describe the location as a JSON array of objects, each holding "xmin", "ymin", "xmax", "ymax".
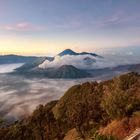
[{"xmin": 0, "ymin": 72, "xmax": 140, "ymax": 140}]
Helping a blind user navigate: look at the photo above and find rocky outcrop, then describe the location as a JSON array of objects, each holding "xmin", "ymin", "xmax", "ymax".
[{"xmin": 124, "ymin": 128, "xmax": 140, "ymax": 140}]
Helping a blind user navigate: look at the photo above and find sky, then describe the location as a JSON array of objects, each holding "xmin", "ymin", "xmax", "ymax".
[{"xmin": 0, "ymin": 0, "xmax": 140, "ymax": 56}]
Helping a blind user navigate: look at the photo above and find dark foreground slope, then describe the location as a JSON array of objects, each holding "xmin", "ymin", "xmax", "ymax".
[{"xmin": 0, "ymin": 73, "xmax": 140, "ymax": 140}]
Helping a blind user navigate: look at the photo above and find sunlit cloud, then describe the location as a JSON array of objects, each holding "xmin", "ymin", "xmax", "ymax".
[{"xmin": 0, "ymin": 23, "xmax": 46, "ymax": 32}]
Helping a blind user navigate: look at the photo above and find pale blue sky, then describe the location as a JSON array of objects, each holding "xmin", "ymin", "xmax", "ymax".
[{"xmin": 0, "ymin": 0, "xmax": 140, "ymax": 55}]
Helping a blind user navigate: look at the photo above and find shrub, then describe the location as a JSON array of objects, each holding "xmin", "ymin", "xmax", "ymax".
[
  {"xmin": 101, "ymin": 88, "xmax": 140, "ymax": 119},
  {"xmin": 113, "ymin": 72, "xmax": 139, "ymax": 90},
  {"xmin": 0, "ymin": 117, "xmax": 4, "ymax": 126}
]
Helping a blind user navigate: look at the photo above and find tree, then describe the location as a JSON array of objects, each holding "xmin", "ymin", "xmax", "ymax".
[{"xmin": 101, "ymin": 88, "xmax": 140, "ymax": 119}]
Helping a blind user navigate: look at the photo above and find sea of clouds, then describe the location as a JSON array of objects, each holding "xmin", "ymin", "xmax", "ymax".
[
  {"xmin": 0, "ymin": 73, "xmax": 111, "ymax": 122},
  {"xmin": 0, "ymin": 63, "xmax": 24, "ymax": 73},
  {"xmin": 0, "ymin": 53, "xmax": 140, "ymax": 122},
  {"xmin": 38, "ymin": 54, "xmax": 140, "ymax": 70},
  {"xmin": 0, "ymin": 70, "xmax": 112, "ymax": 121},
  {"xmin": 0, "ymin": 74, "xmax": 81, "ymax": 121}
]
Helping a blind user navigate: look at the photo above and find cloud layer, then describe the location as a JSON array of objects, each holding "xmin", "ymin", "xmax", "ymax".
[
  {"xmin": 0, "ymin": 74, "xmax": 79, "ymax": 121},
  {"xmin": 0, "ymin": 63, "xmax": 23, "ymax": 73},
  {"xmin": 0, "ymin": 71, "xmax": 119, "ymax": 122},
  {"xmin": 38, "ymin": 54, "xmax": 140, "ymax": 70},
  {"xmin": 0, "ymin": 53, "xmax": 140, "ymax": 122}
]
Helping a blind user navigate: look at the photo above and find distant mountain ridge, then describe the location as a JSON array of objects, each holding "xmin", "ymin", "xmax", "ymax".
[
  {"xmin": 9, "ymin": 49, "xmax": 140, "ymax": 79},
  {"xmin": 8, "ymin": 49, "xmax": 140, "ymax": 79},
  {"xmin": 0, "ymin": 54, "xmax": 43, "ymax": 64},
  {"xmin": 0, "ymin": 49, "xmax": 102, "ymax": 64},
  {"xmin": 58, "ymin": 49, "xmax": 103, "ymax": 58},
  {"xmin": 58, "ymin": 49, "xmax": 77, "ymax": 56},
  {"xmin": 12, "ymin": 49, "xmax": 103, "ymax": 78}
]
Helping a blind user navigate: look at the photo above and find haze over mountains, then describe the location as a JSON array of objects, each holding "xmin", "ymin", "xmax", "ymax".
[
  {"xmin": 0, "ymin": 49, "xmax": 140, "ymax": 78},
  {"xmin": 0, "ymin": 55, "xmax": 40, "ymax": 64},
  {"xmin": 13, "ymin": 49, "xmax": 101, "ymax": 78},
  {"xmin": 0, "ymin": 49, "xmax": 139, "ymax": 121},
  {"xmin": 0, "ymin": 49, "xmax": 101, "ymax": 64},
  {"xmin": 10, "ymin": 49, "xmax": 140, "ymax": 79}
]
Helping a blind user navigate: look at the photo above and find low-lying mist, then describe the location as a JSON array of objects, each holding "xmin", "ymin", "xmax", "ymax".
[
  {"xmin": 0, "ymin": 74, "xmax": 100, "ymax": 122},
  {"xmin": 0, "ymin": 74, "xmax": 73, "ymax": 120},
  {"xmin": 0, "ymin": 63, "xmax": 24, "ymax": 73},
  {"xmin": 39, "ymin": 54, "xmax": 140, "ymax": 70},
  {"xmin": 0, "ymin": 73, "xmax": 115, "ymax": 122},
  {"xmin": 0, "ymin": 53, "xmax": 140, "ymax": 123}
]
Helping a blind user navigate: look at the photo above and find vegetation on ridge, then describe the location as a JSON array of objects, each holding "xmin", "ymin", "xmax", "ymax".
[{"xmin": 0, "ymin": 72, "xmax": 140, "ymax": 140}]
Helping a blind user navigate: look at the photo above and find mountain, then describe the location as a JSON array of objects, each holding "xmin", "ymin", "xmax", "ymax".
[
  {"xmin": 129, "ymin": 64, "xmax": 140, "ymax": 73},
  {"xmin": 58, "ymin": 49, "xmax": 103, "ymax": 58},
  {"xmin": 12, "ymin": 49, "xmax": 103, "ymax": 78},
  {"xmin": 44, "ymin": 65, "xmax": 91, "ymax": 78},
  {"xmin": 10, "ymin": 49, "xmax": 140, "ymax": 79},
  {"xmin": 15, "ymin": 57, "xmax": 53, "ymax": 72},
  {"xmin": 13, "ymin": 61, "xmax": 140, "ymax": 79},
  {"xmin": 0, "ymin": 49, "xmax": 101, "ymax": 65},
  {"xmin": 83, "ymin": 57, "xmax": 96, "ymax": 65},
  {"xmin": 1, "ymin": 73, "xmax": 140, "ymax": 140},
  {"xmin": 14, "ymin": 65, "xmax": 91, "ymax": 79},
  {"xmin": 0, "ymin": 55, "xmax": 41, "ymax": 64},
  {"xmin": 58, "ymin": 49, "xmax": 77, "ymax": 56}
]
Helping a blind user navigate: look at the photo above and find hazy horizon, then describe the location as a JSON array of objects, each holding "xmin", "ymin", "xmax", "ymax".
[
  {"xmin": 0, "ymin": 0, "xmax": 140, "ymax": 55},
  {"xmin": 0, "ymin": 46, "xmax": 140, "ymax": 57}
]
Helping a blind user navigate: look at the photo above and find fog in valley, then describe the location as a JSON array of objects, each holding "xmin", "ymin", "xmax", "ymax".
[
  {"xmin": 0, "ymin": 51, "xmax": 140, "ymax": 122},
  {"xmin": 39, "ymin": 53, "xmax": 140, "ymax": 70},
  {"xmin": 0, "ymin": 74, "xmax": 79, "ymax": 121},
  {"xmin": 0, "ymin": 64, "xmax": 115, "ymax": 122},
  {"xmin": 0, "ymin": 63, "xmax": 24, "ymax": 73},
  {"xmin": 0, "ymin": 69, "xmax": 100, "ymax": 123}
]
